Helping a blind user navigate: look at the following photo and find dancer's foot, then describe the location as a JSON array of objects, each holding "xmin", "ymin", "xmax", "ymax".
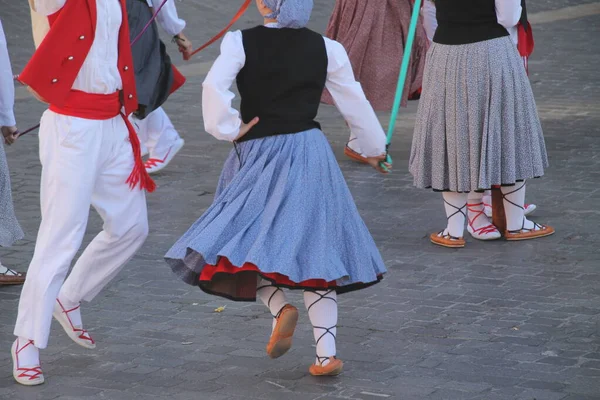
[
  {"xmin": 524, "ymin": 203, "xmax": 537, "ymax": 216},
  {"xmin": 145, "ymin": 138, "xmax": 185, "ymax": 174},
  {"xmin": 501, "ymin": 183, "xmax": 553, "ymax": 241},
  {"xmin": 505, "ymin": 220, "xmax": 555, "ymax": 241},
  {"xmin": 53, "ymin": 298, "xmax": 96, "ymax": 349},
  {"xmin": 467, "ymin": 202, "xmax": 501, "ymax": 241},
  {"xmin": 266, "ymin": 304, "xmax": 298, "ymax": 359},
  {"xmin": 12, "ymin": 338, "xmax": 44, "ymax": 386},
  {"xmin": 483, "ymin": 199, "xmax": 537, "ymax": 218},
  {"xmin": 309, "ymin": 357, "xmax": 344, "ymax": 376},
  {"xmin": 344, "ymin": 139, "xmax": 368, "ymax": 164},
  {"xmin": 0, "ymin": 264, "xmax": 26, "ymax": 285},
  {"xmin": 430, "ymin": 231, "xmax": 465, "ymax": 248}
]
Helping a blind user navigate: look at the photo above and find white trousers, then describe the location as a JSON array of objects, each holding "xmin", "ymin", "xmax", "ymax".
[
  {"xmin": 133, "ymin": 107, "xmax": 180, "ymax": 158},
  {"xmin": 14, "ymin": 110, "xmax": 149, "ymax": 349}
]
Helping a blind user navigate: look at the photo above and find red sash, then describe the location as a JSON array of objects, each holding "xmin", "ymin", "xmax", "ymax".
[{"xmin": 49, "ymin": 90, "xmax": 156, "ymax": 192}]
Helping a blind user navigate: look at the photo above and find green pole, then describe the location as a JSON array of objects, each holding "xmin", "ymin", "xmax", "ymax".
[{"xmin": 380, "ymin": 0, "xmax": 423, "ymax": 170}]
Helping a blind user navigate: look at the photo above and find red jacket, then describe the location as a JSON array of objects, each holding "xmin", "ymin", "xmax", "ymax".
[{"xmin": 19, "ymin": 0, "xmax": 138, "ymax": 115}]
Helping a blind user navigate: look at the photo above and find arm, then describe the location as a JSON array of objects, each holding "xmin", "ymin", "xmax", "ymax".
[
  {"xmin": 0, "ymin": 20, "xmax": 16, "ymax": 128},
  {"xmin": 29, "ymin": 0, "xmax": 66, "ymax": 16},
  {"xmin": 495, "ymin": 0, "xmax": 522, "ymax": 30},
  {"xmin": 150, "ymin": 0, "xmax": 186, "ymax": 36},
  {"xmin": 324, "ymin": 38, "xmax": 386, "ymax": 158},
  {"xmin": 202, "ymin": 31, "xmax": 245, "ymax": 141}
]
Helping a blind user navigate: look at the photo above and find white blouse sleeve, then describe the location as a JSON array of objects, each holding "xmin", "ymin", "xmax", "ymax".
[
  {"xmin": 324, "ymin": 37, "xmax": 386, "ymax": 157},
  {"xmin": 202, "ymin": 31, "xmax": 245, "ymax": 142},
  {"xmin": 150, "ymin": 0, "xmax": 186, "ymax": 37},
  {"xmin": 31, "ymin": 0, "xmax": 66, "ymax": 16},
  {"xmin": 0, "ymin": 20, "xmax": 16, "ymax": 127},
  {"xmin": 495, "ymin": 0, "xmax": 522, "ymax": 30}
]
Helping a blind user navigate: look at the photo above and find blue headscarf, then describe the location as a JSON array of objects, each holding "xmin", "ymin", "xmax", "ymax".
[{"xmin": 263, "ymin": 0, "xmax": 313, "ymax": 29}]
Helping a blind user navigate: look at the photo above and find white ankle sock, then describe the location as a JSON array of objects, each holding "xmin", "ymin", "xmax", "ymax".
[
  {"xmin": 442, "ymin": 192, "xmax": 468, "ymax": 238},
  {"xmin": 467, "ymin": 191, "xmax": 494, "ymax": 232},
  {"xmin": 304, "ymin": 290, "xmax": 338, "ymax": 366},
  {"xmin": 501, "ymin": 182, "xmax": 536, "ymax": 231},
  {"xmin": 15, "ymin": 338, "xmax": 40, "ymax": 367},
  {"xmin": 57, "ymin": 295, "xmax": 83, "ymax": 328},
  {"xmin": 256, "ymin": 277, "xmax": 288, "ymax": 331}
]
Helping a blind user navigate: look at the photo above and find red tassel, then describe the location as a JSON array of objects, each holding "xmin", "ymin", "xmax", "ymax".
[
  {"xmin": 122, "ymin": 113, "xmax": 156, "ymax": 193},
  {"xmin": 517, "ymin": 22, "xmax": 535, "ymax": 58}
]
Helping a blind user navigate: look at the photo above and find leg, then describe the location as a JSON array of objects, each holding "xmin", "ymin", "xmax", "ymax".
[
  {"xmin": 501, "ymin": 181, "xmax": 554, "ymax": 240},
  {"xmin": 304, "ymin": 289, "xmax": 343, "ymax": 376},
  {"xmin": 59, "ymin": 117, "xmax": 148, "ymax": 306},
  {"xmin": 131, "ymin": 115, "xmax": 149, "ymax": 157},
  {"xmin": 143, "ymin": 108, "xmax": 184, "ymax": 173},
  {"xmin": 256, "ymin": 277, "xmax": 298, "ymax": 359},
  {"xmin": 14, "ymin": 113, "xmax": 98, "ymax": 350},
  {"xmin": 487, "ymin": 188, "xmax": 536, "ymax": 218},
  {"xmin": 491, "ymin": 187, "xmax": 507, "ymax": 233},
  {"xmin": 467, "ymin": 191, "xmax": 501, "ymax": 240},
  {"xmin": 430, "ymin": 192, "xmax": 468, "ymax": 248},
  {"xmin": 12, "ymin": 112, "xmax": 101, "ymax": 385}
]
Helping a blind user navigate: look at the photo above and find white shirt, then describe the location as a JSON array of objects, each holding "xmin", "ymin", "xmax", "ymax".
[
  {"xmin": 496, "ymin": 0, "xmax": 522, "ymax": 44},
  {"xmin": 0, "ymin": 19, "xmax": 16, "ymax": 127},
  {"xmin": 202, "ymin": 29, "xmax": 387, "ymax": 157},
  {"xmin": 32, "ymin": 0, "xmax": 123, "ymax": 94},
  {"xmin": 147, "ymin": 0, "xmax": 186, "ymax": 37}
]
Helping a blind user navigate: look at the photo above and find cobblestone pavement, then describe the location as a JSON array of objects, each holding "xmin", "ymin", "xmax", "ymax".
[{"xmin": 1, "ymin": 1, "xmax": 600, "ymax": 399}]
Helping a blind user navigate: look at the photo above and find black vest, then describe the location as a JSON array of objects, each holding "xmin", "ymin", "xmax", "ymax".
[
  {"xmin": 235, "ymin": 26, "xmax": 327, "ymax": 143},
  {"xmin": 433, "ymin": 0, "xmax": 510, "ymax": 45}
]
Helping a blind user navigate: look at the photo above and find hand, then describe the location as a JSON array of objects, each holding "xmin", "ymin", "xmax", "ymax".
[
  {"xmin": 174, "ymin": 32, "xmax": 193, "ymax": 58},
  {"xmin": 1, "ymin": 126, "xmax": 19, "ymax": 145},
  {"xmin": 234, "ymin": 117, "xmax": 259, "ymax": 141},
  {"xmin": 366, "ymin": 154, "xmax": 392, "ymax": 174}
]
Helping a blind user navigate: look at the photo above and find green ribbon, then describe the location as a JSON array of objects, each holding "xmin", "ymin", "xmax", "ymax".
[{"xmin": 380, "ymin": 0, "xmax": 423, "ymax": 171}]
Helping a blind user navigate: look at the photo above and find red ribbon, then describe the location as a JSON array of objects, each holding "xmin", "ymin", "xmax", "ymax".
[{"xmin": 182, "ymin": 0, "xmax": 252, "ymax": 60}]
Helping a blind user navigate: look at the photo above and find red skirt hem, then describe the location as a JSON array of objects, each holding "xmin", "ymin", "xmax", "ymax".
[{"xmin": 197, "ymin": 257, "xmax": 383, "ymax": 301}]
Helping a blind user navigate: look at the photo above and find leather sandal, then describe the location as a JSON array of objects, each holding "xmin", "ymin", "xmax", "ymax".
[
  {"xmin": 0, "ymin": 267, "xmax": 26, "ymax": 285},
  {"xmin": 309, "ymin": 357, "xmax": 344, "ymax": 376},
  {"xmin": 505, "ymin": 223, "xmax": 555, "ymax": 241},
  {"xmin": 344, "ymin": 141, "xmax": 368, "ymax": 164},
  {"xmin": 266, "ymin": 304, "xmax": 298, "ymax": 359}
]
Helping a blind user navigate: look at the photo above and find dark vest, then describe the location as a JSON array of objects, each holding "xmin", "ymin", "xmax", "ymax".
[
  {"xmin": 235, "ymin": 26, "xmax": 327, "ymax": 143},
  {"xmin": 433, "ymin": 0, "xmax": 510, "ymax": 45}
]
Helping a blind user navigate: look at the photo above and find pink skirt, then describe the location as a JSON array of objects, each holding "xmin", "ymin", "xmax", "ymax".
[{"xmin": 321, "ymin": 0, "xmax": 429, "ymax": 111}]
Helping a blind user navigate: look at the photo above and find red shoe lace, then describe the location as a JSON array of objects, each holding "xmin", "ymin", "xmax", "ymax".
[
  {"xmin": 467, "ymin": 202, "xmax": 499, "ymax": 235},
  {"xmin": 57, "ymin": 299, "xmax": 95, "ymax": 344},
  {"xmin": 144, "ymin": 147, "xmax": 173, "ymax": 169},
  {"xmin": 15, "ymin": 339, "xmax": 43, "ymax": 380}
]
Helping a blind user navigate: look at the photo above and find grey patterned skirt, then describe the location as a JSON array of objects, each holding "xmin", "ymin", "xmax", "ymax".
[
  {"xmin": 410, "ymin": 36, "xmax": 548, "ymax": 192},
  {"xmin": 0, "ymin": 142, "xmax": 24, "ymax": 247}
]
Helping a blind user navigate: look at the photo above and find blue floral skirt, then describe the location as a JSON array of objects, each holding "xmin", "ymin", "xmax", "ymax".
[{"xmin": 165, "ymin": 129, "xmax": 386, "ymax": 301}]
